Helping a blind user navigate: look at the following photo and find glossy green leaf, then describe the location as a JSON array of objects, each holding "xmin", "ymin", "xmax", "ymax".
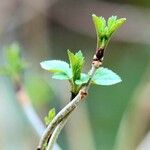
[
  {"xmin": 67, "ymin": 50, "xmax": 84, "ymax": 82},
  {"xmin": 75, "ymin": 73, "xmax": 89, "ymax": 85},
  {"xmin": 44, "ymin": 108, "xmax": 56, "ymax": 126},
  {"xmin": 92, "ymin": 67, "xmax": 122, "ymax": 85},
  {"xmin": 40, "ymin": 60, "xmax": 71, "ymax": 77}
]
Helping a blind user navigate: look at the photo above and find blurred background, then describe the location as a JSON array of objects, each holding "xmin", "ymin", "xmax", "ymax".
[{"xmin": 0, "ymin": 0, "xmax": 150, "ymax": 150}]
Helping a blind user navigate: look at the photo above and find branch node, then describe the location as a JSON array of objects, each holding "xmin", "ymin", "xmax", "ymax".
[
  {"xmin": 92, "ymin": 59, "xmax": 102, "ymax": 68},
  {"xmin": 80, "ymin": 89, "xmax": 88, "ymax": 100}
]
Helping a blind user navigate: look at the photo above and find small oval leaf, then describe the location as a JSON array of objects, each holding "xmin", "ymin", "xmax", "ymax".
[
  {"xmin": 92, "ymin": 67, "xmax": 122, "ymax": 86},
  {"xmin": 40, "ymin": 60, "xmax": 71, "ymax": 75}
]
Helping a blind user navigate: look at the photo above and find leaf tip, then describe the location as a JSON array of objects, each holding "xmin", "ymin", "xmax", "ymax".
[{"xmin": 92, "ymin": 14, "xmax": 96, "ymax": 17}]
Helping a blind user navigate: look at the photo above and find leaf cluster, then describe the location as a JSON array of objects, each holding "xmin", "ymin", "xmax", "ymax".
[
  {"xmin": 40, "ymin": 14, "xmax": 125, "ymax": 96},
  {"xmin": 92, "ymin": 14, "xmax": 126, "ymax": 48},
  {"xmin": 0, "ymin": 43, "xmax": 26, "ymax": 81},
  {"xmin": 41, "ymin": 50, "xmax": 122, "ymax": 94}
]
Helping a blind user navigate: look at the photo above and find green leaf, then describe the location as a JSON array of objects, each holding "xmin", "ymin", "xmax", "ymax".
[
  {"xmin": 92, "ymin": 14, "xmax": 105, "ymax": 37},
  {"xmin": 67, "ymin": 50, "xmax": 84, "ymax": 82},
  {"xmin": 92, "ymin": 14, "xmax": 126, "ymax": 49},
  {"xmin": 25, "ymin": 75, "xmax": 53, "ymax": 106},
  {"xmin": 44, "ymin": 108, "xmax": 56, "ymax": 126},
  {"xmin": 92, "ymin": 14, "xmax": 107, "ymax": 48},
  {"xmin": 92, "ymin": 67, "xmax": 122, "ymax": 85},
  {"xmin": 75, "ymin": 73, "xmax": 89, "ymax": 85},
  {"xmin": 108, "ymin": 17, "xmax": 126, "ymax": 37},
  {"xmin": 40, "ymin": 60, "xmax": 71, "ymax": 78},
  {"xmin": 108, "ymin": 16, "xmax": 117, "ymax": 28},
  {"xmin": 52, "ymin": 72, "xmax": 71, "ymax": 80}
]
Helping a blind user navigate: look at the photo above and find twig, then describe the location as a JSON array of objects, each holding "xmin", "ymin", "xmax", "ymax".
[
  {"xmin": 46, "ymin": 116, "xmax": 69, "ymax": 150},
  {"xmin": 37, "ymin": 64, "xmax": 99, "ymax": 150},
  {"xmin": 45, "ymin": 65, "xmax": 98, "ymax": 150},
  {"xmin": 37, "ymin": 89, "xmax": 85, "ymax": 149},
  {"xmin": 37, "ymin": 30, "xmax": 106, "ymax": 149}
]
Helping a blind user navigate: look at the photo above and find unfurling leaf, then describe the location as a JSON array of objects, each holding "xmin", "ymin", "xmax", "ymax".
[
  {"xmin": 92, "ymin": 67, "xmax": 122, "ymax": 85},
  {"xmin": 40, "ymin": 60, "xmax": 72, "ymax": 79},
  {"xmin": 67, "ymin": 50, "xmax": 84, "ymax": 82},
  {"xmin": 92, "ymin": 14, "xmax": 126, "ymax": 49},
  {"xmin": 75, "ymin": 73, "xmax": 89, "ymax": 85},
  {"xmin": 107, "ymin": 17, "xmax": 126, "ymax": 37},
  {"xmin": 44, "ymin": 108, "xmax": 56, "ymax": 126}
]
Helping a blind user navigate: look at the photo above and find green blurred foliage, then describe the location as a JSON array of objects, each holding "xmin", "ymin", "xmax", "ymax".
[
  {"xmin": 25, "ymin": 75, "xmax": 54, "ymax": 107},
  {"xmin": 0, "ymin": 43, "xmax": 26, "ymax": 82}
]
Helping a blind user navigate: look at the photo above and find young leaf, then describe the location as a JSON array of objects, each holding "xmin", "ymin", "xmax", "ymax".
[
  {"xmin": 52, "ymin": 72, "xmax": 71, "ymax": 80},
  {"xmin": 92, "ymin": 67, "xmax": 122, "ymax": 85},
  {"xmin": 92, "ymin": 14, "xmax": 126, "ymax": 49},
  {"xmin": 67, "ymin": 50, "xmax": 84, "ymax": 82},
  {"xmin": 40, "ymin": 60, "xmax": 71, "ymax": 78},
  {"xmin": 75, "ymin": 73, "xmax": 89, "ymax": 85},
  {"xmin": 92, "ymin": 14, "xmax": 105, "ymax": 38},
  {"xmin": 44, "ymin": 108, "xmax": 56, "ymax": 126},
  {"xmin": 108, "ymin": 16, "xmax": 117, "ymax": 28},
  {"xmin": 108, "ymin": 17, "xmax": 126, "ymax": 37}
]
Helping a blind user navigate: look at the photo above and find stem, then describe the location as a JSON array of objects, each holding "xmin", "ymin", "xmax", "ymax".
[
  {"xmin": 37, "ymin": 40, "xmax": 105, "ymax": 149},
  {"xmin": 37, "ymin": 66, "xmax": 97, "ymax": 150},
  {"xmin": 37, "ymin": 91, "xmax": 81, "ymax": 149},
  {"xmin": 46, "ymin": 116, "xmax": 69, "ymax": 150},
  {"xmin": 46, "ymin": 91, "xmax": 79, "ymax": 150}
]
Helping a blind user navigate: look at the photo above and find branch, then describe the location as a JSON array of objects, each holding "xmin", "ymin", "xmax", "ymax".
[
  {"xmin": 37, "ymin": 14, "xmax": 118, "ymax": 149},
  {"xmin": 46, "ymin": 115, "xmax": 69, "ymax": 150},
  {"xmin": 37, "ymin": 63, "xmax": 99, "ymax": 149}
]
